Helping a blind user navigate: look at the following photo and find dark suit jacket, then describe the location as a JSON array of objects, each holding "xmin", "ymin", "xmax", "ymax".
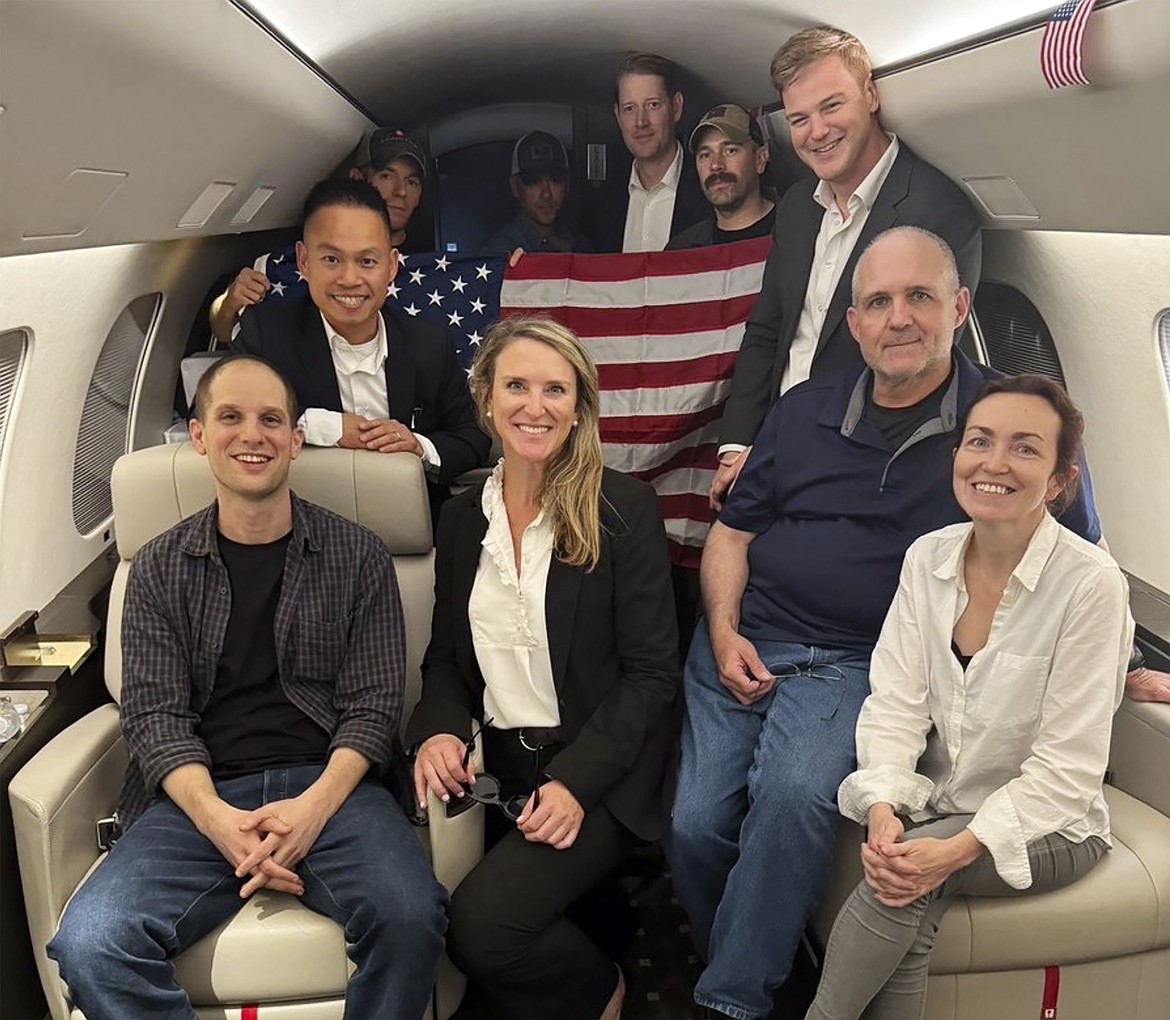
[
  {"xmin": 719, "ymin": 142, "xmax": 983, "ymax": 447},
  {"xmin": 405, "ymin": 468, "xmax": 682, "ymax": 841},
  {"xmin": 586, "ymin": 142, "xmax": 710, "ymax": 254},
  {"xmin": 232, "ymin": 295, "xmax": 491, "ymax": 490}
]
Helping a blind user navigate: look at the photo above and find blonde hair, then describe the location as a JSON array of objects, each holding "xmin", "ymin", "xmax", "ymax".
[
  {"xmin": 469, "ymin": 317, "xmax": 604, "ymax": 570},
  {"xmin": 771, "ymin": 25, "xmax": 873, "ymax": 95}
]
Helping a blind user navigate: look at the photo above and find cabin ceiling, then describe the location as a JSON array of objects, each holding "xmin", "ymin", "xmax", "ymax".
[{"xmin": 241, "ymin": 0, "xmax": 1057, "ymax": 124}]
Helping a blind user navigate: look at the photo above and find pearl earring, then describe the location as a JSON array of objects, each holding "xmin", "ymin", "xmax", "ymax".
[
  {"xmin": 486, "ymin": 410, "xmax": 492, "ymax": 418},
  {"xmin": 572, "ymin": 419, "xmax": 579, "ymax": 427}
]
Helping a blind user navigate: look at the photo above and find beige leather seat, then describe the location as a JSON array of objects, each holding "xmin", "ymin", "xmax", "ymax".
[
  {"xmin": 9, "ymin": 443, "xmax": 484, "ymax": 1020},
  {"xmin": 811, "ymin": 696, "xmax": 1170, "ymax": 1020}
]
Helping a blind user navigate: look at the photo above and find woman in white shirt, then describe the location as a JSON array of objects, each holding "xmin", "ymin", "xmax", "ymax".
[
  {"xmin": 408, "ymin": 318, "xmax": 680, "ymax": 1019},
  {"xmin": 807, "ymin": 375, "xmax": 1133, "ymax": 1020}
]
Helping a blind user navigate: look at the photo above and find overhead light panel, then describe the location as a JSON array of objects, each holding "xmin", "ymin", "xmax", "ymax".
[
  {"xmin": 962, "ymin": 176, "xmax": 1040, "ymax": 220},
  {"xmin": 23, "ymin": 168, "xmax": 128, "ymax": 239},
  {"xmin": 178, "ymin": 182, "xmax": 237, "ymax": 228},
  {"xmin": 230, "ymin": 186, "xmax": 277, "ymax": 225}
]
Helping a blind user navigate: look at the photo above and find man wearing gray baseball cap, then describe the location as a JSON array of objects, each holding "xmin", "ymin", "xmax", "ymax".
[
  {"xmin": 667, "ymin": 104, "xmax": 775, "ymax": 250},
  {"xmin": 484, "ymin": 130, "xmax": 593, "ymax": 254}
]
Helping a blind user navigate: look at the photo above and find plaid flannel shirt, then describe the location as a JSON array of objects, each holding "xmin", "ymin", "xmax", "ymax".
[{"xmin": 117, "ymin": 493, "xmax": 405, "ymax": 829}]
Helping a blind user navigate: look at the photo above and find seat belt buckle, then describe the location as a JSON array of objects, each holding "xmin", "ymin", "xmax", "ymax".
[{"xmin": 96, "ymin": 813, "xmax": 122, "ymax": 852}]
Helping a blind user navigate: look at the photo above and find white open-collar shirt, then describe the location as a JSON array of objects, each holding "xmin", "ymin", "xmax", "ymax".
[
  {"xmin": 469, "ymin": 462, "xmax": 561, "ymax": 730},
  {"xmin": 622, "ymin": 141, "xmax": 685, "ymax": 253},
  {"xmin": 838, "ymin": 513, "xmax": 1133, "ymax": 889},
  {"xmin": 299, "ymin": 311, "xmax": 440, "ymax": 469}
]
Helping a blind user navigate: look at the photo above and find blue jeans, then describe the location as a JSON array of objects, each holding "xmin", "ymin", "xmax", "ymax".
[
  {"xmin": 48, "ymin": 764, "xmax": 447, "ymax": 1020},
  {"xmin": 666, "ymin": 627, "xmax": 870, "ymax": 1020}
]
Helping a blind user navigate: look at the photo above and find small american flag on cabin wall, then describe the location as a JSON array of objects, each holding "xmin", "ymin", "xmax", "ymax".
[{"xmin": 1041, "ymin": 0, "xmax": 1097, "ymax": 89}]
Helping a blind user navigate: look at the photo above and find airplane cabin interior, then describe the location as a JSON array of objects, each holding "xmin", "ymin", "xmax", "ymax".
[{"xmin": 0, "ymin": 1, "xmax": 1167, "ymax": 1018}]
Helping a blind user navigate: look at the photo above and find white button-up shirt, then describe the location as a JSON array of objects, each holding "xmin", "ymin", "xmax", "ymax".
[
  {"xmin": 838, "ymin": 513, "xmax": 1133, "ymax": 889},
  {"xmin": 780, "ymin": 134, "xmax": 900, "ymax": 394},
  {"xmin": 300, "ymin": 311, "xmax": 439, "ymax": 469},
  {"xmin": 469, "ymin": 462, "xmax": 561, "ymax": 730},
  {"xmin": 622, "ymin": 142, "xmax": 684, "ymax": 253}
]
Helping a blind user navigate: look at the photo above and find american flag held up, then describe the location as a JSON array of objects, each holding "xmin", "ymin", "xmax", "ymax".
[{"xmin": 251, "ymin": 238, "xmax": 773, "ymax": 567}]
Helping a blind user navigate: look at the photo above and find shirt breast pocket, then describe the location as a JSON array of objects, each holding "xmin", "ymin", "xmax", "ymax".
[
  {"xmin": 971, "ymin": 652, "xmax": 1050, "ymax": 734},
  {"xmin": 293, "ymin": 619, "xmax": 348, "ymax": 681}
]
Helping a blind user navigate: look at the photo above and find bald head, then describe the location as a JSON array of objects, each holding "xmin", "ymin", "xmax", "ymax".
[
  {"xmin": 851, "ymin": 226, "xmax": 960, "ymax": 306},
  {"xmin": 846, "ymin": 226, "xmax": 971, "ymax": 403}
]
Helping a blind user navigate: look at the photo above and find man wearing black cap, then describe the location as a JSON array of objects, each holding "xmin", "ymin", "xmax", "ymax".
[
  {"xmin": 209, "ymin": 128, "xmax": 429, "ymax": 344},
  {"xmin": 666, "ymin": 105, "xmax": 776, "ymax": 250},
  {"xmin": 485, "ymin": 131, "xmax": 592, "ymax": 254}
]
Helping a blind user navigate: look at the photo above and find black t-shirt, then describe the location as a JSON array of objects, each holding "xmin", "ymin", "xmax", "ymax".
[
  {"xmin": 199, "ymin": 532, "xmax": 330, "ymax": 779},
  {"xmin": 862, "ymin": 368, "xmax": 953, "ymax": 451},
  {"xmin": 712, "ymin": 206, "xmax": 777, "ymax": 245}
]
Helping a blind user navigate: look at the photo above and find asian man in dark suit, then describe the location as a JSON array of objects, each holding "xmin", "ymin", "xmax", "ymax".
[
  {"xmin": 232, "ymin": 178, "xmax": 490, "ymax": 520},
  {"xmin": 711, "ymin": 26, "xmax": 982, "ymax": 507}
]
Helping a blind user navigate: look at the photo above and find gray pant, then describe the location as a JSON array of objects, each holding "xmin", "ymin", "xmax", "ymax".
[{"xmin": 806, "ymin": 814, "xmax": 1107, "ymax": 1020}]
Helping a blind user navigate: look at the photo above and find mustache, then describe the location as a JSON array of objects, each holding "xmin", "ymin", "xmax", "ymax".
[{"xmin": 704, "ymin": 172, "xmax": 738, "ymax": 189}]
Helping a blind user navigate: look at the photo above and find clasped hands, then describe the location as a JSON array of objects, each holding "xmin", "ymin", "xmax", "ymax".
[
  {"xmin": 199, "ymin": 792, "xmax": 330, "ymax": 899},
  {"xmin": 861, "ymin": 804, "xmax": 981, "ymax": 907},
  {"xmin": 339, "ymin": 412, "xmax": 424, "ymax": 457},
  {"xmin": 414, "ymin": 733, "xmax": 585, "ymax": 850}
]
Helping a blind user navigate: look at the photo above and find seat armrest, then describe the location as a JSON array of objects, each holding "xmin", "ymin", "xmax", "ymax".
[
  {"xmin": 8, "ymin": 704, "xmax": 128, "ymax": 1020},
  {"xmin": 425, "ymin": 740, "xmax": 484, "ymax": 894},
  {"xmin": 1109, "ymin": 698, "xmax": 1170, "ymax": 816}
]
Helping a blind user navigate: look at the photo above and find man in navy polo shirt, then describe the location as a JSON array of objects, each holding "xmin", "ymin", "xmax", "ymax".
[{"xmin": 666, "ymin": 226, "xmax": 1099, "ymax": 1020}]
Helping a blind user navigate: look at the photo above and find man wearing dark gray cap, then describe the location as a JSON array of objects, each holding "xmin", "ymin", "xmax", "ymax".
[
  {"xmin": 209, "ymin": 127, "xmax": 429, "ymax": 344},
  {"xmin": 666, "ymin": 104, "xmax": 776, "ymax": 250},
  {"xmin": 484, "ymin": 130, "xmax": 593, "ymax": 254}
]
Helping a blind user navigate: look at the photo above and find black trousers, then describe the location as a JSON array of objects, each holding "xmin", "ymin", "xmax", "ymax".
[{"xmin": 446, "ymin": 728, "xmax": 637, "ymax": 1018}]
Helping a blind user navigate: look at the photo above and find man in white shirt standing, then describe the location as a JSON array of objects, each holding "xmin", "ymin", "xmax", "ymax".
[
  {"xmin": 588, "ymin": 52, "xmax": 708, "ymax": 252},
  {"xmin": 232, "ymin": 178, "xmax": 490, "ymax": 521},
  {"xmin": 711, "ymin": 26, "xmax": 983, "ymax": 507}
]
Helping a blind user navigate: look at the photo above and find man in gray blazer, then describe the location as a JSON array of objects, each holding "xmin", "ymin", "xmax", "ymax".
[{"xmin": 711, "ymin": 26, "xmax": 982, "ymax": 507}]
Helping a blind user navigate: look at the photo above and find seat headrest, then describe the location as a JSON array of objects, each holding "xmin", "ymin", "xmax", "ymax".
[
  {"xmin": 112, "ymin": 443, "xmax": 432, "ymax": 559},
  {"xmin": 179, "ymin": 350, "xmax": 228, "ymax": 408}
]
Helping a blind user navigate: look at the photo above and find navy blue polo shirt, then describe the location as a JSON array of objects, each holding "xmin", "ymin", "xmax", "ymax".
[{"xmin": 721, "ymin": 351, "xmax": 1100, "ymax": 654}]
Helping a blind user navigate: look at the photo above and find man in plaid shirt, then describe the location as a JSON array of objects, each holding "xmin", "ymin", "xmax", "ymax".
[{"xmin": 48, "ymin": 354, "xmax": 446, "ymax": 1020}]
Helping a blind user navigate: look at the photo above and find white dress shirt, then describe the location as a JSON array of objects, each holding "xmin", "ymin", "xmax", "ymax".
[
  {"xmin": 299, "ymin": 311, "xmax": 440, "ymax": 470},
  {"xmin": 838, "ymin": 513, "xmax": 1133, "ymax": 889},
  {"xmin": 779, "ymin": 133, "xmax": 900, "ymax": 394},
  {"xmin": 622, "ymin": 142, "xmax": 685, "ymax": 253},
  {"xmin": 469, "ymin": 462, "xmax": 561, "ymax": 730},
  {"xmin": 718, "ymin": 136, "xmax": 901, "ymax": 461}
]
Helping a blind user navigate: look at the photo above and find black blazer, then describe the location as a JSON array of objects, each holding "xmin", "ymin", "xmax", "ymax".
[
  {"xmin": 405, "ymin": 468, "xmax": 682, "ymax": 841},
  {"xmin": 585, "ymin": 142, "xmax": 710, "ymax": 254},
  {"xmin": 232, "ymin": 295, "xmax": 490, "ymax": 488},
  {"xmin": 719, "ymin": 142, "xmax": 983, "ymax": 447}
]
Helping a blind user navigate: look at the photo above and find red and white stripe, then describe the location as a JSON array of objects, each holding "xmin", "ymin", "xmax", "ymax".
[
  {"xmin": 499, "ymin": 236, "xmax": 771, "ymax": 567},
  {"xmin": 1040, "ymin": 0, "xmax": 1097, "ymax": 90}
]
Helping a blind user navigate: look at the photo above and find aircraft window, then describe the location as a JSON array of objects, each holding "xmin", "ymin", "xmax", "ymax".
[
  {"xmin": 971, "ymin": 282, "xmax": 1067, "ymax": 385},
  {"xmin": 1159, "ymin": 309, "xmax": 1170, "ymax": 393},
  {"xmin": 0, "ymin": 329, "xmax": 28, "ymax": 476},
  {"xmin": 72, "ymin": 293, "xmax": 161, "ymax": 536}
]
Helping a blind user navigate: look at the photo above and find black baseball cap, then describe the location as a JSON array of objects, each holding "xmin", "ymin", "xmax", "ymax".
[
  {"xmin": 511, "ymin": 131, "xmax": 569, "ymax": 184},
  {"xmin": 355, "ymin": 128, "xmax": 427, "ymax": 179}
]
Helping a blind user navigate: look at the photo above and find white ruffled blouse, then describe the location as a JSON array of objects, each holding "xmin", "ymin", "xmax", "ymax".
[{"xmin": 468, "ymin": 462, "xmax": 561, "ymax": 730}]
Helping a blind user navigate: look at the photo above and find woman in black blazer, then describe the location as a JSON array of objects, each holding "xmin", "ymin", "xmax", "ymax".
[{"xmin": 408, "ymin": 317, "xmax": 681, "ymax": 1019}]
